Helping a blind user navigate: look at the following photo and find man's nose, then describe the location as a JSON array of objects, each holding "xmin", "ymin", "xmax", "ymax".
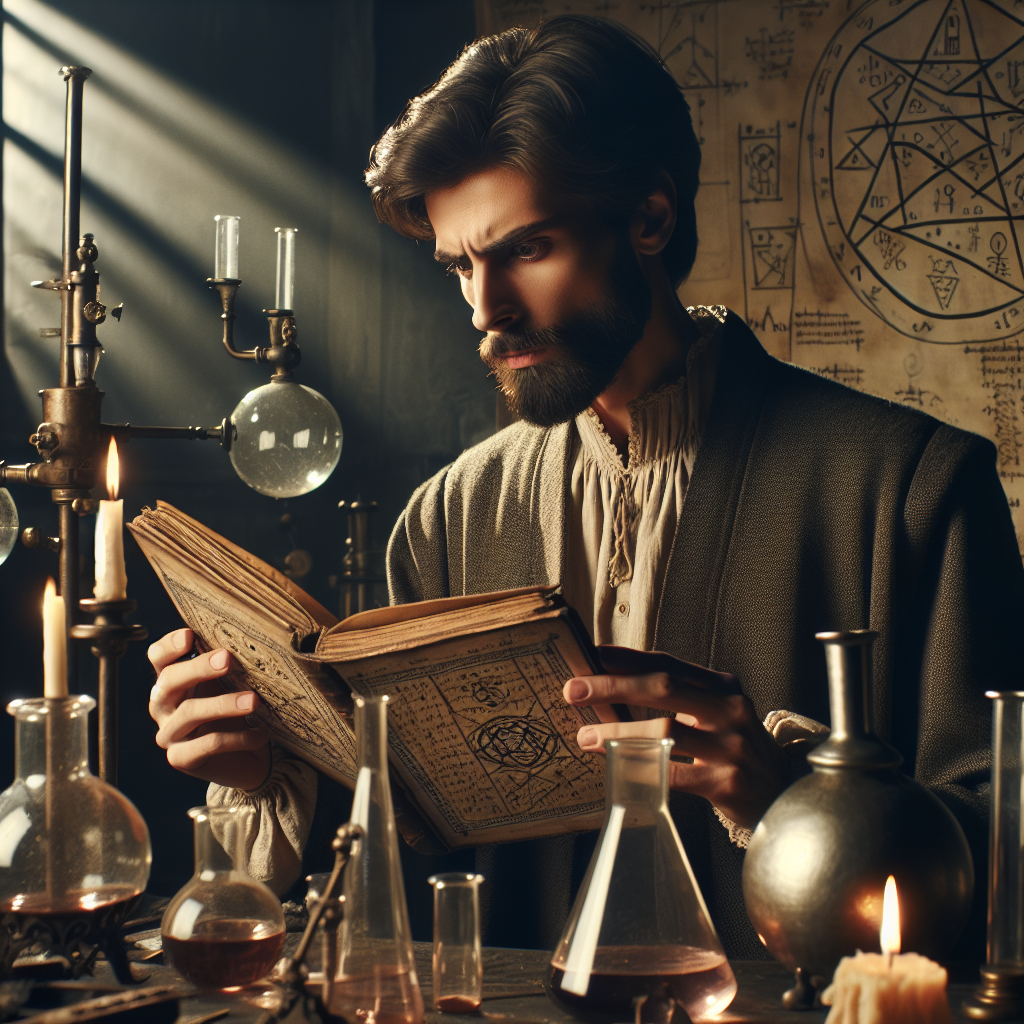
[{"xmin": 470, "ymin": 264, "xmax": 519, "ymax": 333}]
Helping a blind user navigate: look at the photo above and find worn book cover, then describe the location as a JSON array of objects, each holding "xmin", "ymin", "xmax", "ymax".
[{"xmin": 129, "ymin": 502, "xmax": 607, "ymax": 851}]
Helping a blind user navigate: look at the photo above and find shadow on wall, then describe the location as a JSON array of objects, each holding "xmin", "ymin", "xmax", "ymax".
[{"xmin": 0, "ymin": 0, "xmax": 487, "ymax": 930}]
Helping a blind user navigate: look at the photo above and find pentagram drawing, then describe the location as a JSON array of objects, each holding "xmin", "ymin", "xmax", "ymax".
[
  {"xmin": 473, "ymin": 712, "xmax": 560, "ymax": 772},
  {"xmin": 807, "ymin": 0, "xmax": 1024, "ymax": 342}
]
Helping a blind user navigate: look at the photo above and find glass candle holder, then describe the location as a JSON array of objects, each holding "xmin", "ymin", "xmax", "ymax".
[
  {"xmin": 214, "ymin": 215, "xmax": 240, "ymax": 280},
  {"xmin": 274, "ymin": 227, "xmax": 297, "ymax": 310},
  {"xmin": 428, "ymin": 873, "xmax": 484, "ymax": 1013}
]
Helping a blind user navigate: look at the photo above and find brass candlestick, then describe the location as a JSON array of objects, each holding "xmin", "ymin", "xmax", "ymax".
[{"xmin": 70, "ymin": 600, "xmax": 148, "ymax": 786}]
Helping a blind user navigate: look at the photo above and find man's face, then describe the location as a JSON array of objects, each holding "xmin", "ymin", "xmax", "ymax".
[{"xmin": 425, "ymin": 165, "xmax": 652, "ymax": 427}]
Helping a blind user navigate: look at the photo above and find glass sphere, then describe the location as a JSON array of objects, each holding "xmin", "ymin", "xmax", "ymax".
[
  {"xmin": 0, "ymin": 488, "xmax": 18, "ymax": 566},
  {"xmin": 230, "ymin": 382, "xmax": 342, "ymax": 498}
]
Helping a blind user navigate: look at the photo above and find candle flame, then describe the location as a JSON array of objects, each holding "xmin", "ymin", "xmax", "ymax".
[
  {"xmin": 106, "ymin": 437, "xmax": 119, "ymax": 501},
  {"xmin": 880, "ymin": 875, "xmax": 901, "ymax": 955},
  {"xmin": 43, "ymin": 575, "xmax": 57, "ymax": 607}
]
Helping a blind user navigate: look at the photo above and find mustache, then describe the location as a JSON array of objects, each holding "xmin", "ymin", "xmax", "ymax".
[{"xmin": 478, "ymin": 325, "xmax": 564, "ymax": 362}]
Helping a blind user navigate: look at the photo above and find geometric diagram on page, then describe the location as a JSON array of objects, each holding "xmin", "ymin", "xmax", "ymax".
[
  {"xmin": 808, "ymin": 0, "xmax": 1024, "ymax": 342},
  {"xmin": 748, "ymin": 225, "xmax": 797, "ymax": 287},
  {"xmin": 353, "ymin": 639, "xmax": 604, "ymax": 835},
  {"xmin": 644, "ymin": 1, "xmax": 718, "ymax": 91},
  {"xmin": 741, "ymin": 122, "xmax": 783, "ymax": 201}
]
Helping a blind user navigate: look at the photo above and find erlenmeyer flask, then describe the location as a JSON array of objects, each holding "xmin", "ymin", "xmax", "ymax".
[
  {"xmin": 161, "ymin": 806, "xmax": 286, "ymax": 990},
  {"xmin": 328, "ymin": 694, "xmax": 424, "ymax": 1024},
  {"xmin": 546, "ymin": 738, "xmax": 736, "ymax": 1023}
]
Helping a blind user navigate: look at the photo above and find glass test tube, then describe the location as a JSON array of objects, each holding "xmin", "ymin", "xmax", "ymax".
[
  {"xmin": 986, "ymin": 691, "xmax": 1024, "ymax": 966},
  {"xmin": 275, "ymin": 227, "xmax": 298, "ymax": 310},
  {"xmin": 428, "ymin": 873, "xmax": 484, "ymax": 1013},
  {"xmin": 214, "ymin": 215, "xmax": 240, "ymax": 279}
]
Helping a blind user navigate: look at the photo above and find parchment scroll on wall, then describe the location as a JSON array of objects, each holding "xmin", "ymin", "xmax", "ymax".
[{"xmin": 475, "ymin": 0, "xmax": 1024, "ymax": 554}]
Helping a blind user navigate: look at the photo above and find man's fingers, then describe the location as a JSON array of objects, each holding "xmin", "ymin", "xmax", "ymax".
[
  {"xmin": 165, "ymin": 728, "xmax": 268, "ymax": 774},
  {"xmin": 147, "ymin": 629, "xmax": 193, "ymax": 673},
  {"xmin": 565, "ymin": 671, "xmax": 732, "ymax": 721},
  {"xmin": 576, "ymin": 717, "xmax": 673, "ymax": 752},
  {"xmin": 155, "ymin": 690, "xmax": 260, "ymax": 747},
  {"xmin": 577, "ymin": 717, "xmax": 730, "ymax": 762},
  {"xmin": 150, "ymin": 649, "xmax": 233, "ymax": 718}
]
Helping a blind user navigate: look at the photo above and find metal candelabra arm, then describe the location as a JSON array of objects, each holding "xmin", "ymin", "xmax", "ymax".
[{"xmin": 207, "ymin": 278, "xmax": 303, "ymax": 381}]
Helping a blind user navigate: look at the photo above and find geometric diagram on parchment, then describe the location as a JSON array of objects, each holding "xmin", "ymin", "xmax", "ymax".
[
  {"xmin": 807, "ymin": 0, "xmax": 1024, "ymax": 342},
  {"xmin": 740, "ymin": 122, "xmax": 782, "ymax": 201},
  {"xmin": 473, "ymin": 711, "xmax": 560, "ymax": 771},
  {"xmin": 641, "ymin": 2, "xmax": 718, "ymax": 90},
  {"xmin": 749, "ymin": 226, "xmax": 797, "ymax": 287}
]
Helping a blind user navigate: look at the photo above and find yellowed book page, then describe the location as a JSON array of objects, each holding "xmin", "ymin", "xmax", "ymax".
[
  {"xmin": 141, "ymin": 543, "xmax": 357, "ymax": 785},
  {"xmin": 333, "ymin": 615, "xmax": 605, "ymax": 848},
  {"xmin": 153, "ymin": 501, "xmax": 338, "ymax": 628},
  {"xmin": 317, "ymin": 591, "xmax": 564, "ymax": 660}
]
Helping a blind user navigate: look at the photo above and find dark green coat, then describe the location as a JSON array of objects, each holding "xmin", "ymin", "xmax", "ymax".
[{"xmin": 387, "ymin": 313, "xmax": 1024, "ymax": 957}]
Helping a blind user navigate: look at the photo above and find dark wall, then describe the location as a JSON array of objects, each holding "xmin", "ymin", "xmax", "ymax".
[{"xmin": 0, "ymin": 0, "xmax": 485, "ymax": 927}]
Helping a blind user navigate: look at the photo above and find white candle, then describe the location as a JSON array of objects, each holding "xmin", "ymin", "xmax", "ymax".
[
  {"xmin": 821, "ymin": 876, "xmax": 953, "ymax": 1023},
  {"xmin": 94, "ymin": 438, "xmax": 127, "ymax": 601},
  {"xmin": 43, "ymin": 576, "xmax": 67, "ymax": 698}
]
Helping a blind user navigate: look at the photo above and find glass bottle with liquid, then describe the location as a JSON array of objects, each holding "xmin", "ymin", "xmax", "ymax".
[
  {"xmin": 327, "ymin": 693, "xmax": 424, "ymax": 1024},
  {"xmin": 0, "ymin": 696, "xmax": 151, "ymax": 982},
  {"xmin": 546, "ymin": 738, "xmax": 737, "ymax": 1023},
  {"xmin": 161, "ymin": 805, "xmax": 286, "ymax": 990}
]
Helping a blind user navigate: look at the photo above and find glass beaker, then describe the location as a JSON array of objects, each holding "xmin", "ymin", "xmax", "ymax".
[
  {"xmin": 327, "ymin": 694, "xmax": 424, "ymax": 1024},
  {"xmin": 0, "ymin": 696, "xmax": 151, "ymax": 982},
  {"xmin": 546, "ymin": 738, "xmax": 736, "ymax": 1023},
  {"xmin": 161, "ymin": 805, "xmax": 285, "ymax": 990},
  {"xmin": 428, "ymin": 873, "xmax": 484, "ymax": 1013}
]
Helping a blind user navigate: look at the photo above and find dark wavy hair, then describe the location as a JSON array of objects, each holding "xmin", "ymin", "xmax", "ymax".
[{"xmin": 365, "ymin": 15, "xmax": 702, "ymax": 286}]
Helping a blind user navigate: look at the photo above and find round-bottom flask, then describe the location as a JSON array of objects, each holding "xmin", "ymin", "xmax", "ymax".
[
  {"xmin": 0, "ymin": 696, "xmax": 151, "ymax": 981},
  {"xmin": 546, "ymin": 738, "xmax": 736, "ymax": 1023},
  {"xmin": 161, "ymin": 806, "xmax": 285, "ymax": 990}
]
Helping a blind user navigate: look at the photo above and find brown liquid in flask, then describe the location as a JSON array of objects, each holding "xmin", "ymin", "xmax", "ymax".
[
  {"xmin": 545, "ymin": 740, "xmax": 736, "ymax": 1023},
  {"xmin": 162, "ymin": 918, "xmax": 285, "ymax": 989},
  {"xmin": 161, "ymin": 806, "xmax": 286, "ymax": 991}
]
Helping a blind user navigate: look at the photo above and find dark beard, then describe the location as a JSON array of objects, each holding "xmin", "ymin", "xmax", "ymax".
[{"xmin": 478, "ymin": 240, "xmax": 653, "ymax": 428}]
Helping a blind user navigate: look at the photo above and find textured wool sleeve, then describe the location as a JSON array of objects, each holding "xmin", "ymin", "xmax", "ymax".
[
  {"xmin": 386, "ymin": 465, "xmax": 452, "ymax": 605},
  {"xmin": 898, "ymin": 426, "xmax": 1024, "ymax": 832},
  {"xmin": 206, "ymin": 743, "xmax": 319, "ymax": 896}
]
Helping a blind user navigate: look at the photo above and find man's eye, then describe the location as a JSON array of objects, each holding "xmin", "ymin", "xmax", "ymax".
[
  {"xmin": 446, "ymin": 262, "xmax": 472, "ymax": 279},
  {"xmin": 512, "ymin": 240, "xmax": 548, "ymax": 262}
]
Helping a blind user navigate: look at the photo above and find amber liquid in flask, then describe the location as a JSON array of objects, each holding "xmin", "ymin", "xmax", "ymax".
[
  {"xmin": 546, "ymin": 739, "xmax": 736, "ymax": 1023},
  {"xmin": 161, "ymin": 806, "xmax": 285, "ymax": 990},
  {"xmin": 327, "ymin": 694, "xmax": 425, "ymax": 1024}
]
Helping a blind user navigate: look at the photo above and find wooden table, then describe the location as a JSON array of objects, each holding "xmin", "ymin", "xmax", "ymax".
[{"xmin": 94, "ymin": 940, "xmax": 980, "ymax": 1023}]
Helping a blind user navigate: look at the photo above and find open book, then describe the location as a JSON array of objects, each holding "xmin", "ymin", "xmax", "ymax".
[{"xmin": 129, "ymin": 502, "xmax": 606, "ymax": 852}]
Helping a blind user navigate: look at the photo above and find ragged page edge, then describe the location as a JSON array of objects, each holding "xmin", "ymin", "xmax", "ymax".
[
  {"xmin": 322, "ymin": 585, "xmax": 558, "ymax": 635},
  {"xmin": 147, "ymin": 501, "xmax": 338, "ymax": 628},
  {"xmin": 329, "ymin": 612, "xmax": 607, "ymax": 850}
]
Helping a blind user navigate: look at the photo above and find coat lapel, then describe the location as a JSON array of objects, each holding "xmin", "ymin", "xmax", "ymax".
[{"xmin": 653, "ymin": 314, "xmax": 776, "ymax": 667}]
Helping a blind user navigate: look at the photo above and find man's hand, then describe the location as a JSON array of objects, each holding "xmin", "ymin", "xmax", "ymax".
[
  {"xmin": 563, "ymin": 646, "xmax": 790, "ymax": 829},
  {"xmin": 148, "ymin": 628, "xmax": 271, "ymax": 792}
]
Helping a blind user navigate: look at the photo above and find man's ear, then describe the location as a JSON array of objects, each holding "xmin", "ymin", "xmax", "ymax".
[{"xmin": 632, "ymin": 172, "xmax": 677, "ymax": 257}]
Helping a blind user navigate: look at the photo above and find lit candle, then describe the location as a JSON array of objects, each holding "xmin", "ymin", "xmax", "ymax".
[
  {"xmin": 821, "ymin": 876, "xmax": 954, "ymax": 1023},
  {"xmin": 94, "ymin": 438, "xmax": 127, "ymax": 601},
  {"xmin": 42, "ymin": 576, "xmax": 67, "ymax": 698}
]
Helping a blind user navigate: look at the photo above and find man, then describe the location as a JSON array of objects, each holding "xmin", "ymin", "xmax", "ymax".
[{"xmin": 148, "ymin": 15, "xmax": 1024, "ymax": 957}]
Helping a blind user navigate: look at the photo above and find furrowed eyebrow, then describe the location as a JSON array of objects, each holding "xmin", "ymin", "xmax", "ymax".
[{"xmin": 433, "ymin": 217, "xmax": 561, "ymax": 265}]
